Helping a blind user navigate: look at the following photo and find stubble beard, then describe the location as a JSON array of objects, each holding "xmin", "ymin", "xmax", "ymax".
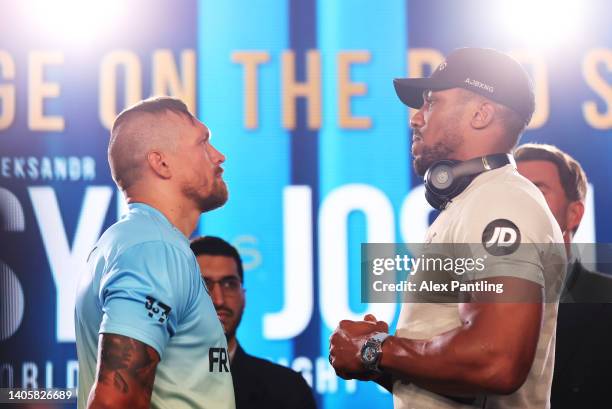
[
  {"xmin": 183, "ymin": 178, "xmax": 229, "ymax": 213},
  {"xmin": 413, "ymin": 119, "xmax": 464, "ymax": 176},
  {"xmin": 413, "ymin": 140, "xmax": 458, "ymax": 176},
  {"xmin": 223, "ymin": 308, "xmax": 244, "ymax": 342}
]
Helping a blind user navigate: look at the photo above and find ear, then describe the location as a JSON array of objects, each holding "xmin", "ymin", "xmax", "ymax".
[
  {"xmin": 470, "ymin": 101, "xmax": 496, "ymax": 130},
  {"xmin": 566, "ymin": 200, "xmax": 584, "ymax": 234},
  {"xmin": 146, "ymin": 151, "xmax": 172, "ymax": 179}
]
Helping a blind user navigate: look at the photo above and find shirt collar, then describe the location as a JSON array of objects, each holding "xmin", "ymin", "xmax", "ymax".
[
  {"xmin": 127, "ymin": 202, "xmax": 190, "ymax": 245},
  {"xmin": 446, "ymin": 164, "xmax": 513, "ymax": 209}
]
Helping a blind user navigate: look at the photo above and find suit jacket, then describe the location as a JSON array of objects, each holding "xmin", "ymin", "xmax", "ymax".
[
  {"xmin": 230, "ymin": 343, "xmax": 317, "ymax": 409},
  {"xmin": 551, "ymin": 261, "xmax": 612, "ymax": 408}
]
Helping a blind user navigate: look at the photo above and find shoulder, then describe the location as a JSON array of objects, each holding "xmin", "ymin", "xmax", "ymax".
[
  {"xmin": 571, "ymin": 263, "xmax": 612, "ymax": 302},
  {"xmin": 576, "ymin": 264, "xmax": 612, "ymax": 285},
  {"xmin": 453, "ymin": 166, "xmax": 563, "ymax": 243},
  {"xmin": 232, "ymin": 347, "xmax": 316, "ymax": 408},
  {"xmin": 94, "ymin": 233, "xmax": 198, "ymax": 306},
  {"xmin": 95, "ymin": 213, "xmax": 194, "ymax": 268},
  {"xmin": 99, "ymin": 210, "xmax": 163, "ymax": 248},
  {"xmin": 95, "ymin": 238, "xmax": 200, "ymax": 336},
  {"xmin": 113, "ymin": 241, "xmax": 194, "ymax": 271},
  {"xmin": 239, "ymin": 352, "xmax": 296, "ymax": 376},
  {"xmin": 464, "ymin": 166, "xmax": 549, "ymax": 216}
]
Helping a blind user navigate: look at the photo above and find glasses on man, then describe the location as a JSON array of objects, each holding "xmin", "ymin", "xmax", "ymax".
[{"xmin": 204, "ymin": 276, "xmax": 243, "ymax": 295}]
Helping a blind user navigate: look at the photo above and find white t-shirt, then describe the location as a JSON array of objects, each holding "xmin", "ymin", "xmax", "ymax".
[{"xmin": 393, "ymin": 164, "xmax": 566, "ymax": 409}]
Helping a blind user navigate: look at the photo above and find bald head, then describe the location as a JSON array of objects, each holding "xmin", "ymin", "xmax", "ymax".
[{"xmin": 108, "ymin": 97, "xmax": 195, "ymax": 191}]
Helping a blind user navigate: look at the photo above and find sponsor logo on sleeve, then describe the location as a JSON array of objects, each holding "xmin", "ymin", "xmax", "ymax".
[
  {"xmin": 482, "ymin": 219, "xmax": 521, "ymax": 256},
  {"xmin": 145, "ymin": 295, "xmax": 171, "ymax": 323}
]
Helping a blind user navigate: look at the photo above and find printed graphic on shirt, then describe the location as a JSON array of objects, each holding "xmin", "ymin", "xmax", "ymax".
[
  {"xmin": 209, "ymin": 347, "xmax": 230, "ymax": 372},
  {"xmin": 482, "ymin": 219, "xmax": 521, "ymax": 256},
  {"xmin": 145, "ymin": 296, "xmax": 172, "ymax": 324}
]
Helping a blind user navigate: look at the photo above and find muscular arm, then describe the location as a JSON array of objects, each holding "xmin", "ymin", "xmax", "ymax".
[
  {"xmin": 380, "ymin": 277, "xmax": 543, "ymax": 396},
  {"xmin": 87, "ymin": 334, "xmax": 160, "ymax": 409},
  {"xmin": 373, "ymin": 373, "xmax": 395, "ymax": 393}
]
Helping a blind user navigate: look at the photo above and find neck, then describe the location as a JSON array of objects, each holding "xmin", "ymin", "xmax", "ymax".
[
  {"xmin": 460, "ymin": 150, "xmax": 509, "ymax": 162},
  {"xmin": 456, "ymin": 136, "xmax": 509, "ymax": 161},
  {"xmin": 564, "ymin": 233, "xmax": 572, "ymax": 261},
  {"xmin": 227, "ymin": 335, "xmax": 237, "ymax": 355},
  {"xmin": 124, "ymin": 191, "xmax": 200, "ymax": 237}
]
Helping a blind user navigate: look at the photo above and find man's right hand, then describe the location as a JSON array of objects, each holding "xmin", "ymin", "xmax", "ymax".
[{"xmin": 328, "ymin": 314, "xmax": 389, "ymax": 381}]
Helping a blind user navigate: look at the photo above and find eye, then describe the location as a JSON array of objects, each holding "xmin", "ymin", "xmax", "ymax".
[
  {"xmin": 423, "ymin": 91, "xmax": 435, "ymax": 110},
  {"xmin": 221, "ymin": 277, "xmax": 241, "ymax": 290}
]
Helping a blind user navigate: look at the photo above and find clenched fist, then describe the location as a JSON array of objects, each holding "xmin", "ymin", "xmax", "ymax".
[{"xmin": 328, "ymin": 314, "xmax": 389, "ymax": 380}]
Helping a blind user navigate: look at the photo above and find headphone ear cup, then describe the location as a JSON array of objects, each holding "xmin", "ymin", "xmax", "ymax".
[
  {"xmin": 425, "ymin": 160, "xmax": 458, "ymax": 196},
  {"xmin": 424, "ymin": 160, "xmax": 460, "ymax": 210},
  {"xmin": 423, "ymin": 154, "xmax": 511, "ymax": 210},
  {"xmin": 424, "ymin": 186, "xmax": 446, "ymax": 210}
]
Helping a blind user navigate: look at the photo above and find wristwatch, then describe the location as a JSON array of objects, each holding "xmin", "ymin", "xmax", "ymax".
[{"xmin": 361, "ymin": 332, "xmax": 390, "ymax": 372}]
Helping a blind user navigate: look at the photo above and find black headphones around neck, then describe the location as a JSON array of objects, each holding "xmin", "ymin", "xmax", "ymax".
[{"xmin": 424, "ymin": 153, "xmax": 514, "ymax": 210}]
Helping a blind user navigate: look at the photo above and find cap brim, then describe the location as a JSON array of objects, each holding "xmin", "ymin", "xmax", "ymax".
[{"xmin": 393, "ymin": 78, "xmax": 451, "ymax": 108}]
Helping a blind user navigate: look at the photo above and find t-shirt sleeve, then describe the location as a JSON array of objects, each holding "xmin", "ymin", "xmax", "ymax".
[
  {"xmin": 450, "ymin": 186, "xmax": 555, "ymax": 287},
  {"xmin": 98, "ymin": 241, "xmax": 193, "ymax": 358}
]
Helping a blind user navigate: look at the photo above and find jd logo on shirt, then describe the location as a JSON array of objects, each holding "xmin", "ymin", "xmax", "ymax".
[
  {"xmin": 209, "ymin": 347, "xmax": 230, "ymax": 372},
  {"xmin": 482, "ymin": 219, "xmax": 521, "ymax": 256}
]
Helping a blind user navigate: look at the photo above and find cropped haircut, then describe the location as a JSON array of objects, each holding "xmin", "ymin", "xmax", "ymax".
[
  {"xmin": 497, "ymin": 105, "xmax": 528, "ymax": 147},
  {"xmin": 108, "ymin": 96, "xmax": 194, "ymax": 190},
  {"xmin": 460, "ymin": 89, "xmax": 528, "ymax": 147},
  {"xmin": 111, "ymin": 96, "xmax": 194, "ymax": 134}
]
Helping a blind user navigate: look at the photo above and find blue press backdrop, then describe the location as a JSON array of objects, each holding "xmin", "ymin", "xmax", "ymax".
[{"xmin": 1, "ymin": 1, "xmax": 610, "ymax": 408}]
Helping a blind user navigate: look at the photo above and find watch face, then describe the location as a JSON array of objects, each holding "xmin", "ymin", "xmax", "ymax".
[{"xmin": 363, "ymin": 345, "xmax": 377, "ymax": 364}]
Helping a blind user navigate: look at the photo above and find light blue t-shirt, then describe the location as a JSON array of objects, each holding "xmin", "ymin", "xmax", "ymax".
[{"xmin": 75, "ymin": 203, "xmax": 235, "ymax": 409}]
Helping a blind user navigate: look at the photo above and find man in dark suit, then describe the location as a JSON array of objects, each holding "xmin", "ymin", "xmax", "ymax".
[
  {"xmin": 190, "ymin": 236, "xmax": 317, "ymax": 409},
  {"xmin": 516, "ymin": 143, "xmax": 612, "ymax": 408}
]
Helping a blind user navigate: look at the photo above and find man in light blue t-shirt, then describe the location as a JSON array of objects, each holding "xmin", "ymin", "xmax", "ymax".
[{"xmin": 75, "ymin": 97, "xmax": 235, "ymax": 409}]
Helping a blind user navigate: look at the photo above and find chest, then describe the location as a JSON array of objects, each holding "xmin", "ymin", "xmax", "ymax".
[{"xmin": 424, "ymin": 206, "xmax": 461, "ymax": 244}]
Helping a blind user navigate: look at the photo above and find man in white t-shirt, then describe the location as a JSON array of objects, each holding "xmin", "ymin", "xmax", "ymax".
[{"xmin": 328, "ymin": 48, "xmax": 566, "ymax": 408}]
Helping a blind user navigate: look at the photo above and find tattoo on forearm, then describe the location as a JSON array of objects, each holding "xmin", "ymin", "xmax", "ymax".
[{"xmin": 98, "ymin": 334, "xmax": 159, "ymax": 396}]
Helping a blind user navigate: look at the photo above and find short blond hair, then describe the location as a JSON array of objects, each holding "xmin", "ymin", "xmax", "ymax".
[{"xmin": 108, "ymin": 96, "xmax": 194, "ymax": 190}]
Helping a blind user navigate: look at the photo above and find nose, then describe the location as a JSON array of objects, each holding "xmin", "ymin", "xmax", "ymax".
[
  {"xmin": 209, "ymin": 283, "xmax": 226, "ymax": 307},
  {"xmin": 210, "ymin": 143, "xmax": 226, "ymax": 165},
  {"xmin": 410, "ymin": 106, "xmax": 425, "ymax": 130}
]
